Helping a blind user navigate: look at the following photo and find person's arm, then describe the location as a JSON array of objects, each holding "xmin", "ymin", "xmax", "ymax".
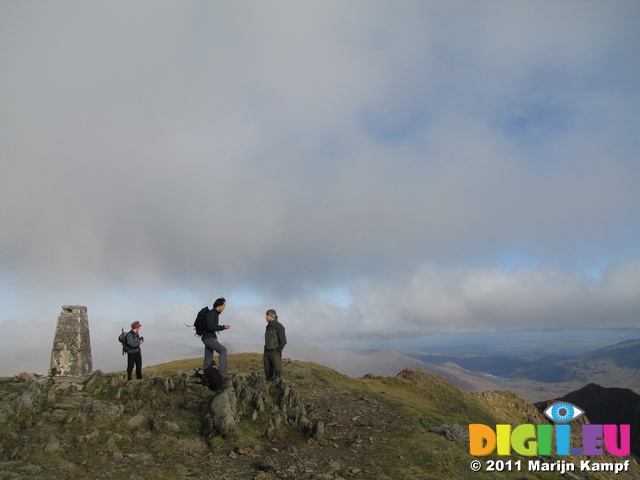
[
  {"xmin": 277, "ymin": 324, "xmax": 287, "ymax": 353},
  {"xmin": 205, "ymin": 311, "xmax": 227, "ymax": 332}
]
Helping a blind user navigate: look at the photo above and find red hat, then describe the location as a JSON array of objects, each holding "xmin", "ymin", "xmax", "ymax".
[{"xmin": 131, "ymin": 321, "xmax": 142, "ymax": 329}]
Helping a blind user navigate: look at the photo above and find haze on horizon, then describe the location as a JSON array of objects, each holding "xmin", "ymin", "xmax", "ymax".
[{"xmin": 1, "ymin": 1, "xmax": 639, "ymax": 376}]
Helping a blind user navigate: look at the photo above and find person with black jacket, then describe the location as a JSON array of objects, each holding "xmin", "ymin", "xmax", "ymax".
[
  {"xmin": 125, "ymin": 321, "xmax": 144, "ymax": 380},
  {"xmin": 202, "ymin": 297, "xmax": 231, "ymax": 377},
  {"xmin": 263, "ymin": 309, "xmax": 286, "ymax": 381}
]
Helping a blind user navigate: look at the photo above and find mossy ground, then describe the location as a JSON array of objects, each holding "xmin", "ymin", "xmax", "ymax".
[{"xmin": 1, "ymin": 354, "xmax": 638, "ymax": 480}]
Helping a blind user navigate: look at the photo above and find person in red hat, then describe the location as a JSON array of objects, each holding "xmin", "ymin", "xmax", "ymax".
[{"xmin": 125, "ymin": 321, "xmax": 144, "ymax": 380}]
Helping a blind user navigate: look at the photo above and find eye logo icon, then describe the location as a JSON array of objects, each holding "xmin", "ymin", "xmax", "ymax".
[{"xmin": 543, "ymin": 402, "xmax": 585, "ymax": 423}]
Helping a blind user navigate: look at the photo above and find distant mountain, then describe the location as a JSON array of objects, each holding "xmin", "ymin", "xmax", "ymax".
[
  {"xmin": 404, "ymin": 339, "xmax": 640, "ymax": 402},
  {"xmin": 406, "ymin": 352, "xmax": 537, "ymax": 377},
  {"xmin": 407, "ymin": 339, "xmax": 640, "ymax": 382},
  {"xmin": 536, "ymin": 383, "xmax": 640, "ymax": 457},
  {"xmin": 509, "ymin": 339, "xmax": 640, "ymax": 384},
  {"xmin": 581, "ymin": 339, "xmax": 640, "ymax": 369}
]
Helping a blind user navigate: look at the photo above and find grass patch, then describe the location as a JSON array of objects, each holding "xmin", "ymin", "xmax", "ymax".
[{"xmin": 359, "ymin": 373, "xmax": 496, "ymax": 427}]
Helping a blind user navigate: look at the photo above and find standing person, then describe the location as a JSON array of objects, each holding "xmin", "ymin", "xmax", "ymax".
[
  {"xmin": 125, "ymin": 321, "xmax": 144, "ymax": 380},
  {"xmin": 202, "ymin": 297, "xmax": 231, "ymax": 378},
  {"xmin": 263, "ymin": 309, "xmax": 286, "ymax": 381}
]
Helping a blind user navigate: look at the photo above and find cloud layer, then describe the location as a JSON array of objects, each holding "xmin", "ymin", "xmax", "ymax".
[{"xmin": 1, "ymin": 1, "xmax": 639, "ymax": 373}]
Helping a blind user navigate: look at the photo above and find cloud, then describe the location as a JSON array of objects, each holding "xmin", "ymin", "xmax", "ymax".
[
  {"xmin": 0, "ymin": 1, "xmax": 639, "ymax": 375},
  {"xmin": 287, "ymin": 260, "xmax": 640, "ymax": 342}
]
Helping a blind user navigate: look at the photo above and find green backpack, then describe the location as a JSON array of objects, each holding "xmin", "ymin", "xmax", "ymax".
[{"xmin": 118, "ymin": 329, "xmax": 129, "ymax": 355}]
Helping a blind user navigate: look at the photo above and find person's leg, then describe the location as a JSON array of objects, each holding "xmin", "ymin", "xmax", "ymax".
[
  {"xmin": 127, "ymin": 353, "xmax": 134, "ymax": 380},
  {"xmin": 211, "ymin": 338, "xmax": 228, "ymax": 374},
  {"xmin": 135, "ymin": 352, "xmax": 142, "ymax": 379},
  {"xmin": 202, "ymin": 338, "xmax": 215, "ymax": 370},
  {"xmin": 263, "ymin": 353, "xmax": 273, "ymax": 380},
  {"xmin": 272, "ymin": 351, "xmax": 282, "ymax": 378}
]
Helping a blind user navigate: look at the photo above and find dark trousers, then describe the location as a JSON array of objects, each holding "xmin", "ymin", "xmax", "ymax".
[
  {"xmin": 263, "ymin": 350, "xmax": 282, "ymax": 381},
  {"xmin": 127, "ymin": 351, "xmax": 142, "ymax": 380}
]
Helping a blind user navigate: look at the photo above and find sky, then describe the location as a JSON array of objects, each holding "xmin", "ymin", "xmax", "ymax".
[{"xmin": 1, "ymin": 1, "xmax": 639, "ymax": 376}]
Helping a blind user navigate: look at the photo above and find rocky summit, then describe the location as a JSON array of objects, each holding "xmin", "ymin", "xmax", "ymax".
[{"xmin": 1, "ymin": 353, "xmax": 639, "ymax": 480}]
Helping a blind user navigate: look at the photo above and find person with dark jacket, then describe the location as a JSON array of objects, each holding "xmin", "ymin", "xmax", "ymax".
[
  {"xmin": 263, "ymin": 309, "xmax": 286, "ymax": 381},
  {"xmin": 202, "ymin": 297, "xmax": 231, "ymax": 377},
  {"xmin": 125, "ymin": 321, "xmax": 144, "ymax": 380}
]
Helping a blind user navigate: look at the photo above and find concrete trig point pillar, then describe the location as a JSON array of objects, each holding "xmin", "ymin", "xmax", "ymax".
[{"xmin": 50, "ymin": 305, "xmax": 93, "ymax": 376}]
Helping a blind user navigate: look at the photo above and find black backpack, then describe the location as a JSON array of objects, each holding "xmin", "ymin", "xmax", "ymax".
[
  {"xmin": 118, "ymin": 329, "xmax": 129, "ymax": 355},
  {"xmin": 194, "ymin": 364, "xmax": 224, "ymax": 391},
  {"xmin": 194, "ymin": 306, "xmax": 210, "ymax": 336}
]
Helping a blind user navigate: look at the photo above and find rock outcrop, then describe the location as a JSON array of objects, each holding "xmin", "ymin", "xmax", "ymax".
[{"xmin": 202, "ymin": 372, "xmax": 317, "ymax": 441}]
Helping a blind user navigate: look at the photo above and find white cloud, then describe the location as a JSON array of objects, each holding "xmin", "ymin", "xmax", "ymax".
[{"xmin": 0, "ymin": 1, "xmax": 639, "ymax": 376}]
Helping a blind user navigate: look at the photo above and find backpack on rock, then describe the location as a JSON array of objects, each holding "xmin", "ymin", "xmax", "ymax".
[{"xmin": 194, "ymin": 364, "xmax": 224, "ymax": 391}]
